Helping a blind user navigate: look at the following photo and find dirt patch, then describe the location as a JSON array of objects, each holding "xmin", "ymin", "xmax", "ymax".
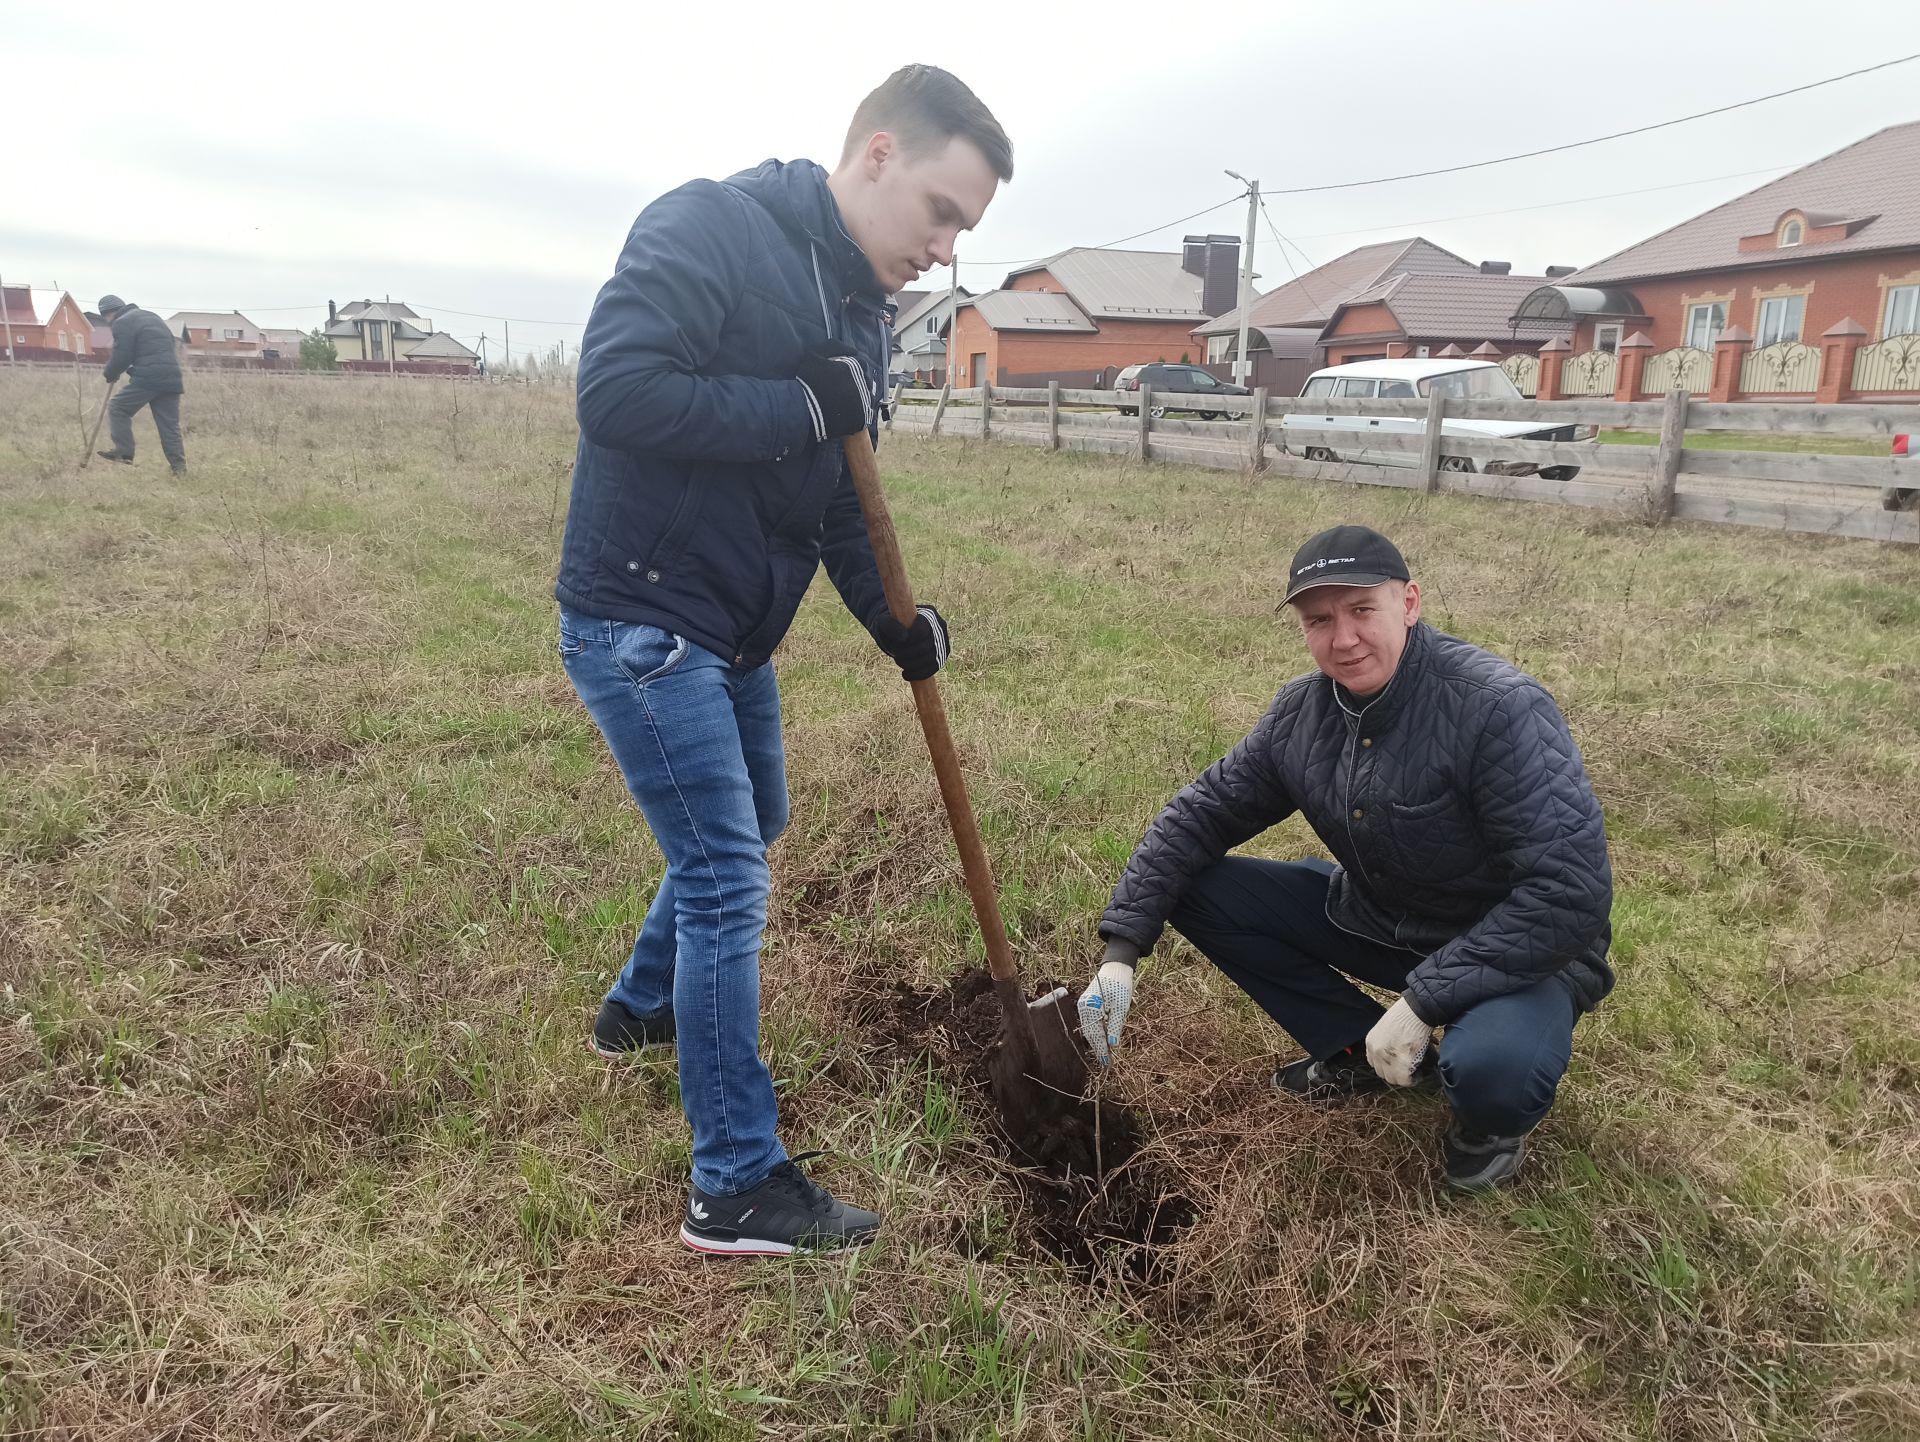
[{"xmin": 856, "ymin": 967, "xmax": 1197, "ymax": 1283}]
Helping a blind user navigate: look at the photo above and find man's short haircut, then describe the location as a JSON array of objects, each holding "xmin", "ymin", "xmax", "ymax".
[{"xmin": 841, "ymin": 65, "xmax": 1013, "ymax": 182}]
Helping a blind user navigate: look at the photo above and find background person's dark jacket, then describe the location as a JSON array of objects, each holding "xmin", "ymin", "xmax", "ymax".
[
  {"xmin": 555, "ymin": 158, "xmax": 893, "ymax": 668},
  {"xmin": 102, "ymin": 306, "xmax": 184, "ymax": 393},
  {"xmin": 1101, "ymin": 622, "xmax": 1615, "ymax": 1025}
]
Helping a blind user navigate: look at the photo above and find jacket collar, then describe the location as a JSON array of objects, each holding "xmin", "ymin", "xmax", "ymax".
[
  {"xmin": 723, "ymin": 158, "xmax": 881, "ymax": 302},
  {"xmin": 1331, "ymin": 620, "xmax": 1432, "ymax": 736}
]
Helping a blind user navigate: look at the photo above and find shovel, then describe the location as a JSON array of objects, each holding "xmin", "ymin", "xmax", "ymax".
[
  {"xmin": 79, "ymin": 384, "xmax": 114, "ymax": 468},
  {"xmin": 842, "ymin": 427, "xmax": 1092, "ymax": 1152}
]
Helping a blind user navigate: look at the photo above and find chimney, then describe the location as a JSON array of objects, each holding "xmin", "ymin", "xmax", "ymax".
[
  {"xmin": 328, "ymin": 300, "xmax": 337, "ymax": 321},
  {"xmin": 1181, "ymin": 235, "xmax": 1207, "ymax": 278},
  {"xmin": 1200, "ymin": 233, "xmax": 1241, "ymax": 317},
  {"xmin": 1544, "ymin": 265, "xmax": 1576, "ymax": 278},
  {"xmin": 1479, "ymin": 261, "xmax": 1512, "ymax": 275}
]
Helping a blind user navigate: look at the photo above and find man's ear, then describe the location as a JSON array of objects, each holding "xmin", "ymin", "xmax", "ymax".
[{"xmin": 1402, "ymin": 579, "xmax": 1422, "ymax": 626}]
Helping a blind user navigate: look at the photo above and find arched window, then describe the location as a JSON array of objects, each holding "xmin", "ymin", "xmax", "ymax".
[{"xmin": 1780, "ymin": 218, "xmax": 1804, "ymax": 247}]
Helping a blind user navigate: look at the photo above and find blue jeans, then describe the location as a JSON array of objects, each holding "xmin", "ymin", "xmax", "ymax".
[
  {"xmin": 1169, "ymin": 857, "xmax": 1580, "ymax": 1137},
  {"xmin": 559, "ymin": 605, "xmax": 790, "ymax": 1195}
]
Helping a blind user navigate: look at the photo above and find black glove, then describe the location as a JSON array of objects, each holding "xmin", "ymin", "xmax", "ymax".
[
  {"xmin": 795, "ymin": 343, "xmax": 875, "ymax": 441},
  {"xmin": 871, "ymin": 605, "xmax": 950, "ymax": 682}
]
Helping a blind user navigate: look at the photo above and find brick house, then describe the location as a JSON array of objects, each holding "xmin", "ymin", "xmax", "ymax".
[
  {"xmin": 1319, "ymin": 270, "xmax": 1572, "ymax": 368},
  {"xmin": 0, "ymin": 287, "xmax": 95, "ymax": 356},
  {"xmin": 168, "ymin": 311, "xmax": 266, "ymax": 357},
  {"xmin": 949, "ymin": 235, "xmax": 1242, "ymax": 388},
  {"xmin": 1515, "ymin": 119, "xmax": 1920, "ymax": 401},
  {"xmin": 890, "ymin": 286, "xmax": 969, "ymax": 384},
  {"xmin": 1193, "ymin": 237, "xmax": 1487, "ymax": 383}
]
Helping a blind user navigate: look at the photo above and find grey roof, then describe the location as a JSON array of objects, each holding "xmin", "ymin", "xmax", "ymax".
[
  {"xmin": 406, "ymin": 331, "xmax": 480, "ymax": 360},
  {"xmin": 1510, "ymin": 285, "xmax": 1650, "ymax": 323},
  {"xmin": 1570, "ymin": 120, "xmax": 1920, "ymax": 285},
  {"xmin": 337, "ymin": 299, "xmax": 421, "ymax": 321},
  {"xmin": 1326, "ymin": 272, "xmax": 1569, "ymax": 342},
  {"xmin": 888, "ymin": 288, "xmax": 931, "ymax": 317},
  {"xmin": 322, "ymin": 319, "xmax": 358, "ymax": 338},
  {"xmin": 964, "ymin": 290, "xmax": 1097, "ymax": 332},
  {"xmin": 1195, "ymin": 237, "xmax": 1476, "ymax": 336},
  {"xmin": 167, "ymin": 310, "xmax": 261, "ymax": 336},
  {"xmin": 260, "ymin": 328, "xmax": 307, "ymax": 345},
  {"xmin": 1006, "ymin": 248, "xmax": 1214, "ymax": 321},
  {"xmin": 893, "ymin": 286, "xmax": 967, "ymax": 334}
]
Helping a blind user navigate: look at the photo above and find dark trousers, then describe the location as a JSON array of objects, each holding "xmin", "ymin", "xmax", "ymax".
[
  {"xmin": 109, "ymin": 384, "xmax": 185, "ymax": 467},
  {"xmin": 1168, "ymin": 857, "xmax": 1579, "ymax": 1137}
]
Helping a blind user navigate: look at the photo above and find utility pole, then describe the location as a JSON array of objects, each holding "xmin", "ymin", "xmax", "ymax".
[
  {"xmin": 386, "ymin": 293, "xmax": 395, "ymax": 376},
  {"xmin": 946, "ymin": 253, "xmax": 958, "ymax": 387},
  {"xmin": 504, "ymin": 319, "xmax": 511, "ymax": 375},
  {"xmin": 479, "ymin": 333, "xmax": 488, "ymax": 373},
  {"xmin": 1225, "ymin": 171, "xmax": 1259, "ymax": 390}
]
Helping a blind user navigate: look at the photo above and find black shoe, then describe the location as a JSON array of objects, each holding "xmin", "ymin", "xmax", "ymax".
[
  {"xmin": 1273, "ymin": 1042, "xmax": 1386, "ymax": 1101},
  {"xmin": 96, "ymin": 450, "xmax": 133, "ymax": 464},
  {"xmin": 1442, "ymin": 1124, "xmax": 1526, "ymax": 1192},
  {"xmin": 681, "ymin": 1153, "xmax": 880, "ymax": 1256},
  {"xmin": 588, "ymin": 994, "xmax": 675, "ymax": 1058}
]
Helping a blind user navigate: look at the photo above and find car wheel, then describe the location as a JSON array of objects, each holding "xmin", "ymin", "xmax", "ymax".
[
  {"xmin": 1200, "ymin": 411, "xmax": 1221, "ymax": 421},
  {"xmin": 1149, "ymin": 405, "xmax": 1168, "ymax": 420},
  {"xmin": 1305, "ymin": 447, "xmax": 1338, "ymax": 463},
  {"xmin": 1440, "ymin": 455, "xmax": 1476, "ymax": 474},
  {"xmin": 1538, "ymin": 465, "xmax": 1580, "ymax": 481},
  {"xmin": 1118, "ymin": 407, "xmax": 1136, "ymax": 417}
]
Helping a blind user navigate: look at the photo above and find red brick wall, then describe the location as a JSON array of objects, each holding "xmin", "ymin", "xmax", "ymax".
[
  {"xmin": 949, "ymin": 306, "xmax": 1206, "ymax": 385},
  {"xmin": 1571, "ymin": 249, "xmax": 1920, "ymax": 351},
  {"xmin": 1327, "ymin": 303, "xmax": 1394, "ymax": 338}
]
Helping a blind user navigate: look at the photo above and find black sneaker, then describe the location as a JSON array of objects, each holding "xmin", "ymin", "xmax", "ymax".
[
  {"xmin": 96, "ymin": 450, "xmax": 133, "ymax": 464},
  {"xmin": 588, "ymin": 994, "xmax": 675, "ymax": 1059},
  {"xmin": 681, "ymin": 1153, "xmax": 880, "ymax": 1256},
  {"xmin": 1273, "ymin": 1042, "xmax": 1387, "ymax": 1101},
  {"xmin": 1442, "ymin": 1125, "xmax": 1526, "ymax": 1192}
]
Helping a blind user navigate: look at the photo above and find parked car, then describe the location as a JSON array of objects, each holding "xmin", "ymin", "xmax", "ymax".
[
  {"xmin": 1278, "ymin": 360, "xmax": 1596, "ymax": 480},
  {"xmin": 1884, "ymin": 432, "xmax": 1916, "ymax": 511},
  {"xmin": 1113, "ymin": 362, "xmax": 1249, "ymax": 420}
]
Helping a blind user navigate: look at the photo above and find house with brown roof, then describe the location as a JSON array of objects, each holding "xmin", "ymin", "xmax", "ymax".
[
  {"xmin": 1, "ymin": 287, "xmax": 95, "ymax": 357},
  {"xmin": 1319, "ymin": 271, "xmax": 1572, "ymax": 370},
  {"xmin": 1515, "ymin": 119, "xmax": 1920, "ymax": 400},
  {"xmin": 949, "ymin": 235, "xmax": 1244, "ymax": 387},
  {"xmin": 167, "ymin": 310, "xmax": 266, "ymax": 357}
]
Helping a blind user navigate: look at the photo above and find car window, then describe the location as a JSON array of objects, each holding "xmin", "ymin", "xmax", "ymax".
[
  {"xmin": 1378, "ymin": 380, "xmax": 1415, "ymax": 398},
  {"xmin": 1416, "ymin": 366, "xmax": 1522, "ymax": 401},
  {"xmin": 1301, "ymin": 377, "xmax": 1335, "ymax": 398},
  {"xmin": 1187, "ymin": 369, "xmax": 1218, "ymax": 388},
  {"xmin": 1335, "ymin": 378, "xmax": 1377, "ymax": 398}
]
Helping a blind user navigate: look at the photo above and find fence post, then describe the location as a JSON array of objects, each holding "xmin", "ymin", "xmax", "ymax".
[
  {"xmin": 1419, "ymin": 389, "xmax": 1447, "ymax": 492},
  {"xmin": 1249, "ymin": 386, "xmax": 1268, "ymax": 471},
  {"xmin": 884, "ymin": 381, "xmax": 904, "ymax": 432},
  {"xmin": 1138, "ymin": 383, "xmax": 1152, "ymax": 460},
  {"xmin": 930, "ymin": 379, "xmax": 952, "ymax": 437},
  {"xmin": 1047, "ymin": 380, "xmax": 1061, "ymax": 451},
  {"xmin": 1652, "ymin": 387, "xmax": 1689, "ymax": 523},
  {"xmin": 980, "ymin": 379, "xmax": 991, "ymax": 441}
]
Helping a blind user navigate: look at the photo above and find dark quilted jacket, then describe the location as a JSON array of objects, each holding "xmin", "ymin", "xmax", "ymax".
[
  {"xmin": 102, "ymin": 305, "xmax": 184, "ymax": 393},
  {"xmin": 1101, "ymin": 621, "xmax": 1614, "ymax": 1025}
]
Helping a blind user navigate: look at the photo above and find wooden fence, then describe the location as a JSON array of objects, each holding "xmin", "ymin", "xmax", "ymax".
[{"xmin": 886, "ymin": 381, "xmax": 1920, "ymax": 546}]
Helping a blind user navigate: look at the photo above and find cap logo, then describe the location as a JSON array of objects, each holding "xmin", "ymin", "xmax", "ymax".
[{"xmin": 1296, "ymin": 555, "xmax": 1357, "ymax": 575}]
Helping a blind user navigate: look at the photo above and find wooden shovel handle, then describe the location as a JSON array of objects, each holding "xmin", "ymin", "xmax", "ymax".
[{"xmin": 842, "ymin": 428, "xmax": 1020, "ymax": 989}]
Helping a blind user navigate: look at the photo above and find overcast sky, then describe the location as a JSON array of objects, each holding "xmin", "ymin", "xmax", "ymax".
[{"xmin": 6, "ymin": 1, "xmax": 1916, "ymax": 363}]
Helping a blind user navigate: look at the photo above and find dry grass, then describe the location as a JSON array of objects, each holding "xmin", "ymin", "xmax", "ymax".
[{"xmin": 1, "ymin": 367, "xmax": 1916, "ymax": 1440}]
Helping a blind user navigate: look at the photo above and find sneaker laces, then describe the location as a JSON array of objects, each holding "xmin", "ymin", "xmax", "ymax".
[{"xmin": 765, "ymin": 1152, "xmax": 835, "ymax": 1216}]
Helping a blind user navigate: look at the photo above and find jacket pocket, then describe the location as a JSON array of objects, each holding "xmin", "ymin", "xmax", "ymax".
[{"xmin": 1386, "ymin": 790, "xmax": 1482, "ymax": 883}]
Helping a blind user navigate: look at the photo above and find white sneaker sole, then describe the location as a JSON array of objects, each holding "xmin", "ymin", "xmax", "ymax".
[
  {"xmin": 678, "ymin": 1224, "xmax": 877, "ymax": 1257},
  {"xmin": 585, "ymin": 1036, "xmax": 672, "ymax": 1061}
]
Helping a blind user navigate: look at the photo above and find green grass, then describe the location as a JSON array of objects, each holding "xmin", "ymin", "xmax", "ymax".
[
  {"xmin": 1600, "ymin": 427, "xmax": 1893, "ymax": 454},
  {"xmin": 1, "ymin": 368, "xmax": 1916, "ymax": 1440}
]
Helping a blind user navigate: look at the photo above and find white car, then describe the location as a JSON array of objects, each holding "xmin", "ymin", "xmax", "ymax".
[{"xmin": 1279, "ymin": 359, "xmax": 1595, "ymax": 480}]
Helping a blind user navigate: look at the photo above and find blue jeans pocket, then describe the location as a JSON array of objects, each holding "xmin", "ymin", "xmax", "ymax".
[{"xmin": 611, "ymin": 622, "xmax": 692, "ymax": 687}]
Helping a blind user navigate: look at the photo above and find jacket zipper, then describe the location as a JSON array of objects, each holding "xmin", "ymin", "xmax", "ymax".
[{"xmin": 1330, "ymin": 677, "xmax": 1422, "ymax": 954}]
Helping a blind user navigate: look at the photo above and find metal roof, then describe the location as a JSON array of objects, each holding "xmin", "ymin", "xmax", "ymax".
[
  {"xmin": 1569, "ymin": 119, "xmax": 1920, "ymax": 285},
  {"xmin": 338, "ymin": 299, "xmax": 421, "ymax": 321},
  {"xmin": 168, "ymin": 310, "xmax": 262, "ymax": 336},
  {"xmin": 1196, "ymin": 237, "xmax": 1477, "ymax": 336},
  {"xmin": 1326, "ymin": 272, "xmax": 1571, "ymax": 342},
  {"xmin": 1307, "ymin": 358, "xmax": 1501, "ymax": 381},
  {"xmin": 1510, "ymin": 285, "xmax": 1649, "ymax": 323},
  {"xmin": 963, "ymin": 289, "xmax": 1096, "ymax": 332},
  {"xmin": 893, "ymin": 287, "xmax": 966, "ymax": 333},
  {"xmin": 1006, "ymin": 247, "xmax": 1212, "ymax": 320},
  {"xmin": 406, "ymin": 331, "xmax": 479, "ymax": 359}
]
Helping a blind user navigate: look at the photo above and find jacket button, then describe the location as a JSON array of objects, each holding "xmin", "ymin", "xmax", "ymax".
[
  {"xmin": 646, "ymin": 569, "xmax": 661, "ymax": 583},
  {"xmin": 626, "ymin": 561, "xmax": 639, "ymax": 572},
  {"xmin": 1361, "ymin": 738, "xmax": 1372, "ymax": 748},
  {"xmin": 1352, "ymin": 808, "xmax": 1365, "ymax": 819}
]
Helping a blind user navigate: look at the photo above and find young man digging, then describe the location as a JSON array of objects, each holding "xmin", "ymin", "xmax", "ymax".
[
  {"xmin": 1076, "ymin": 526, "xmax": 1614, "ymax": 1191},
  {"xmin": 556, "ymin": 66, "xmax": 1011, "ymax": 1255}
]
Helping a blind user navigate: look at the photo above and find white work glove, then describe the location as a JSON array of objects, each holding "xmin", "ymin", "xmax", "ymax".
[
  {"xmin": 1365, "ymin": 995, "xmax": 1435, "ymax": 1087},
  {"xmin": 1076, "ymin": 940, "xmax": 1142, "ymax": 1066}
]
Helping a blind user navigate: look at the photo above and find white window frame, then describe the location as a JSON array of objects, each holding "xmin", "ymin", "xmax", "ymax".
[
  {"xmin": 1779, "ymin": 219, "xmax": 1803, "ymax": 247},
  {"xmin": 1884, "ymin": 284, "xmax": 1920, "ymax": 338},
  {"xmin": 1205, "ymin": 334, "xmax": 1231, "ymax": 363},
  {"xmin": 1593, "ymin": 323, "xmax": 1623, "ymax": 354},
  {"xmin": 1757, "ymin": 294, "xmax": 1805, "ymax": 347},
  {"xmin": 1685, "ymin": 302, "xmax": 1725, "ymax": 351}
]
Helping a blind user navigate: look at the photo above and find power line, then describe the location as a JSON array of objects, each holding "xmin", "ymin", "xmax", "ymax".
[
  {"xmin": 1288, "ymin": 165, "xmax": 1791, "ymax": 241},
  {"xmin": 950, "ymin": 191, "xmax": 1247, "ymax": 270},
  {"xmin": 410, "ymin": 301, "xmax": 587, "ymax": 327},
  {"xmin": 1264, "ymin": 54, "xmax": 1918, "ymax": 196}
]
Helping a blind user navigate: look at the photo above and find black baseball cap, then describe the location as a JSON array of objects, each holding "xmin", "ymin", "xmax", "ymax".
[{"xmin": 1284, "ymin": 525, "xmax": 1411, "ymax": 602}]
